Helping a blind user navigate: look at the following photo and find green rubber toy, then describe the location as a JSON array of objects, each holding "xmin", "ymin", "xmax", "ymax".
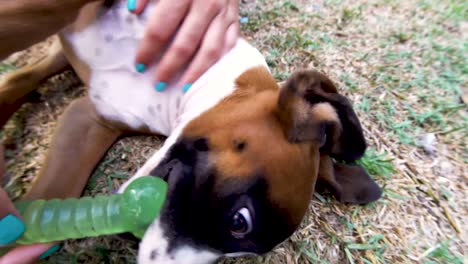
[{"xmin": 13, "ymin": 176, "xmax": 167, "ymax": 244}]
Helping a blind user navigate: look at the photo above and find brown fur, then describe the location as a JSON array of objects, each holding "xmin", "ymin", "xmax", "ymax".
[
  {"xmin": 181, "ymin": 67, "xmax": 381, "ymax": 226},
  {"xmin": 21, "ymin": 98, "xmax": 122, "ymax": 200},
  {"xmin": 0, "ymin": 40, "xmax": 69, "ymax": 128},
  {"xmin": 0, "ymin": 0, "xmax": 99, "ymax": 60},
  {"xmin": 182, "ymin": 67, "xmax": 343, "ymax": 225}
]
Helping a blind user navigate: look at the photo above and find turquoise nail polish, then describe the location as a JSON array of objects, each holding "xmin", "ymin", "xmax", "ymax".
[
  {"xmin": 182, "ymin": 83, "xmax": 193, "ymax": 93},
  {"xmin": 136, "ymin": 63, "xmax": 146, "ymax": 73},
  {"xmin": 154, "ymin": 82, "xmax": 167, "ymax": 92},
  {"xmin": 127, "ymin": 0, "xmax": 137, "ymax": 11},
  {"xmin": 0, "ymin": 214, "xmax": 25, "ymax": 245},
  {"xmin": 39, "ymin": 245, "xmax": 61, "ymax": 260}
]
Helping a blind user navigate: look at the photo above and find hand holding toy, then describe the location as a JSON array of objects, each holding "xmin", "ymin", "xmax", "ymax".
[{"xmin": 13, "ymin": 176, "xmax": 167, "ymax": 244}]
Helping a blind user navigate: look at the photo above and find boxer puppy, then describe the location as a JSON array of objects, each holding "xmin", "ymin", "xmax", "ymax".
[{"xmin": 0, "ymin": 1, "xmax": 381, "ymax": 263}]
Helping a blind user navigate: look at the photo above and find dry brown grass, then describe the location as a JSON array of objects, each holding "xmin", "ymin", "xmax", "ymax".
[{"xmin": 1, "ymin": 0, "xmax": 467, "ymax": 263}]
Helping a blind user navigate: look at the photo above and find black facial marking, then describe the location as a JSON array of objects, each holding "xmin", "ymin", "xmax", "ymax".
[
  {"xmin": 151, "ymin": 159, "xmax": 180, "ymax": 181},
  {"xmin": 149, "ymin": 138, "xmax": 295, "ymax": 256}
]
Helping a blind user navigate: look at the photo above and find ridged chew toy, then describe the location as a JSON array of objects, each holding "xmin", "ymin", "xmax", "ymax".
[{"xmin": 13, "ymin": 176, "xmax": 167, "ymax": 244}]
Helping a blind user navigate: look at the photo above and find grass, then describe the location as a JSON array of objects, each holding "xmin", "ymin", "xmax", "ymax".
[
  {"xmin": 1, "ymin": 0, "xmax": 467, "ymax": 263},
  {"xmin": 0, "ymin": 63, "xmax": 14, "ymax": 73},
  {"xmin": 356, "ymin": 148, "xmax": 395, "ymax": 179},
  {"xmin": 422, "ymin": 240, "xmax": 464, "ymax": 264}
]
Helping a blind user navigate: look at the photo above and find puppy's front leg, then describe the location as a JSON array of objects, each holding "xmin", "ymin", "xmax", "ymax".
[
  {"xmin": 0, "ymin": 39, "xmax": 69, "ymax": 128},
  {"xmin": 0, "ymin": 0, "xmax": 100, "ymax": 59},
  {"xmin": 21, "ymin": 97, "xmax": 122, "ymax": 200}
]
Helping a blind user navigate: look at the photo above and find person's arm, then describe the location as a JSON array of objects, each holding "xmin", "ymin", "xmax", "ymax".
[{"xmin": 0, "ymin": 0, "xmax": 99, "ymax": 60}]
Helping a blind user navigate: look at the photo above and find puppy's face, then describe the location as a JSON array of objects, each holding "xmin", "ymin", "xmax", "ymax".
[{"xmin": 138, "ymin": 68, "xmax": 381, "ymax": 263}]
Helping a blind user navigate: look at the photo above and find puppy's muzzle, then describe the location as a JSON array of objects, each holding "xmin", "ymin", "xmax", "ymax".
[{"xmin": 150, "ymin": 159, "xmax": 186, "ymax": 188}]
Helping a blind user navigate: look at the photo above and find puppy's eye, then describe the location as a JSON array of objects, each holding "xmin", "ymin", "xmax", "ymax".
[
  {"xmin": 230, "ymin": 208, "xmax": 253, "ymax": 238},
  {"xmin": 193, "ymin": 138, "xmax": 209, "ymax": 152}
]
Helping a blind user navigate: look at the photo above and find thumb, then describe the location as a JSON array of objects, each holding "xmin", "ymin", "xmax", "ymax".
[
  {"xmin": 0, "ymin": 144, "xmax": 25, "ymax": 247},
  {"xmin": 0, "ymin": 243, "xmax": 56, "ymax": 264}
]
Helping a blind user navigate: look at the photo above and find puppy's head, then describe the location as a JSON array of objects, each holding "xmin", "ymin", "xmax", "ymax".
[{"xmin": 138, "ymin": 67, "xmax": 381, "ymax": 263}]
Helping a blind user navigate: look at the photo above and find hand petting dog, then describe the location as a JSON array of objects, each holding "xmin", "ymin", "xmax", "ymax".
[{"xmin": 129, "ymin": 0, "xmax": 239, "ymax": 92}]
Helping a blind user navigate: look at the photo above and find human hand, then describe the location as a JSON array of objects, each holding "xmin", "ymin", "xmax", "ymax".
[
  {"xmin": 0, "ymin": 146, "xmax": 57, "ymax": 264},
  {"xmin": 128, "ymin": 0, "xmax": 239, "ymax": 92}
]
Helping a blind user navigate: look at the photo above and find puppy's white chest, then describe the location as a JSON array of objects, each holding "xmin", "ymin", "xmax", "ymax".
[
  {"xmin": 64, "ymin": 2, "xmax": 180, "ymax": 135},
  {"xmin": 63, "ymin": 1, "xmax": 269, "ymax": 136}
]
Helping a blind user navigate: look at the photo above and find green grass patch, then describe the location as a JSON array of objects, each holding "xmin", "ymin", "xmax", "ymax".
[
  {"xmin": 356, "ymin": 148, "xmax": 396, "ymax": 178},
  {"xmin": 423, "ymin": 240, "xmax": 464, "ymax": 264},
  {"xmin": 0, "ymin": 62, "xmax": 15, "ymax": 73},
  {"xmin": 296, "ymin": 240, "xmax": 331, "ymax": 264}
]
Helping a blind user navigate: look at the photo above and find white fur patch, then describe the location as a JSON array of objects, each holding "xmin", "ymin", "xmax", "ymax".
[
  {"xmin": 63, "ymin": 1, "xmax": 268, "ymax": 137},
  {"xmin": 138, "ymin": 219, "xmax": 220, "ymax": 264}
]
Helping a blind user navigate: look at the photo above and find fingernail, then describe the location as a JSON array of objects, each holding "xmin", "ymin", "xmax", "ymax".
[
  {"xmin": 0, "ymin": 214, "xmax": 25, "ymax": 245},
  {"xmin": 135, "ymin": 63, "xmax": 146, "ymax": 73},
  {"xmin": 127, "ymin": 0, "xmax": 137, "ymax": 11},
  {"xmin": 182, "ymin": 83, "xmax": 193, "ymax": 93},
  {"xmin": 39, "ymin": 244, "xmax": 61, "ymax": 260},
  {"xmin": 154, "ymin": 82, "xmax": 167, "ymax": 92}
]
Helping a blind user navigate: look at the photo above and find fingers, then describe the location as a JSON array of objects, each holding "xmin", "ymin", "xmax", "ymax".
[
  {"xmin": 223, "ymin": 0, "xmax": 240, "ymax": 55},
  {"xmin": 127, "ymin": 0, "xmax": 149, "ymax": 14},
  {"xmin": 0, "ymin": 144, "xmax": 25, "ymax": 246},
  {"xmin": 0, "ymin": 187, "xmax": 21, "ymax": 222},
  {"xmin": 0, "ymin": 108, "xmax": 58, "ymax": 262},
  {"xmin": 0, "ymin": 243, "xmax": 57, "ymax": 264},
  {"xmin": 133, "ymin": 0, "xmax": 240, "ymax": 92},
  {"xmin": 177, "ymin": 5, "xmax": 239, "ymax": 90},
  {"xmin": 135, "ymin": 0, "xmax": 191, "ymax": 74},
  {"xmin": 0, "ymin": 189, "xmax": 24, "ymax": 246},
  {"xmin": 222, "ymin": 20, "xmax": 239, "ymax": 54},
  {"xmin": 0, "ymin": 147, "xmax": 61, "ymax": 261},
  {"xmin": 152, "ymin": 1, "xmax": 224, "ymax": 91}
]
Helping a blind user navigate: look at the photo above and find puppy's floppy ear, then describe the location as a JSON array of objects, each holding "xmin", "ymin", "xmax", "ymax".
[
  {"xmin": 317, "ymin": 155, "xmax": 382, "ymax": 204},
  {"xmin": 277, "ymin": 70, "xmax": 366, "ymax": 161}
]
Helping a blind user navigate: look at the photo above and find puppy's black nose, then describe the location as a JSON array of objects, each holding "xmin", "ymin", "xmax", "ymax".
[{"xmin": 150, "ymin": 159, "xmax": 183, "ymax": 182}]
